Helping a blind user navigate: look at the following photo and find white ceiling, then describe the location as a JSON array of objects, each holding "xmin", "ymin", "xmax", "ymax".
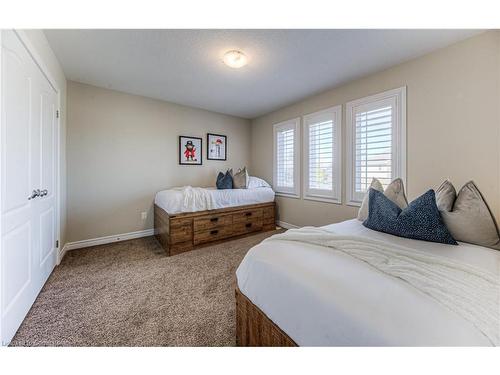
[{"xmin": 44, "ymin": 29, "xmax": 482, "ymax": 119}]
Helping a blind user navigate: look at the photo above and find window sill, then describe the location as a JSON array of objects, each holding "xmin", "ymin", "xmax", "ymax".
[
  {"xmin": 303, "ymin": 195, "xmax": 342, "ymax": 205},
  {"xmin": 346, "ymin": 199, "xmax": 362, "ymax": 207},
  {"xmin": 275, "ymin": 192, "xmax": 300, "ymax": 199}
]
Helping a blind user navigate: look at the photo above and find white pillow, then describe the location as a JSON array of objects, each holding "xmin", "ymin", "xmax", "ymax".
[
  {"xmin": 247, "ymin": 176, "xmax": 271, "ymax": 189},
  {"xmin": 357, "ymin": 178, "xmax": 408, "ymax": 221}
]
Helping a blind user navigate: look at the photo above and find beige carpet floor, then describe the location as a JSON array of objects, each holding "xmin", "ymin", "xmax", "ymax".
[{"xmin": 10, "ymin": 230, "xmax": 280, "ymax": 346}]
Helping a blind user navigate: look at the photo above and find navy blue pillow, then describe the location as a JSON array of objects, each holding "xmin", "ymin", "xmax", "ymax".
[
  {"xmin": 363, "ymin": 188, "xmax": 458, "ymax": 245},
  {"xmin": 216, "ymin": 170, "xmax": 233, "ymax": 189}
]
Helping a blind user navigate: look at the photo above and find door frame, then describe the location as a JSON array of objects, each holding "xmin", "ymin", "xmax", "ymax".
[{"xmin": 11, "ymin": 30, "xmax": 63, "ymax": 265}]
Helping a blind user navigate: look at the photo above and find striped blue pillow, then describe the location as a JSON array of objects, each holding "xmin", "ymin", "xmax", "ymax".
[{"xmin": 363, "ymin": 188, "xmax": 457, "ymax": 245}]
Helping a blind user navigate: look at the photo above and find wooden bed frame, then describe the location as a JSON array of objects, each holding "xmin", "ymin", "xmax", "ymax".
[
  {"xmin": 154, "ymin": 201, "xmax": 276, "ymax": 256},
  {"xmin": 235, "ymin": 287, "xmax": 297, "ymax": 346}
]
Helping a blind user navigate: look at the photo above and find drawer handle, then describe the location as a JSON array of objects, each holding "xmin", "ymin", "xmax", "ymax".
[
  {"xmin": 210, "ymin": 230, "xmax": 219, "ymax": 235},
  {"xmin": 245, "ymin": 212, "xmax": 252, "ymax": 217},
  {"xmin": 245, "ymin": 223, "xmax": 252, "ymax": 228},
  {"xmin": 210, "ymin": 217, "xmax": 219, "ymax": 222}
]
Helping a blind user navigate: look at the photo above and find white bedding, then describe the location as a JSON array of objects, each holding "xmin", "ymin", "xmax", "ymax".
[
  {"xmin": 236, "ymin": 219, "xmax": 500, "ymax": 346},
  {"xmin": 154, "ymin": 186, "xmax": 275, "ymax": 214}
]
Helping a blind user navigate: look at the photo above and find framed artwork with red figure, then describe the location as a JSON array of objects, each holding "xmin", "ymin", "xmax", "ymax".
[
  {"xmin": 207, "ymin": 133, "xmax": 227, "ymax": 161},
  {"xmin": 179, "ymin": 136, "xmax": 202, "ymax": 165}
]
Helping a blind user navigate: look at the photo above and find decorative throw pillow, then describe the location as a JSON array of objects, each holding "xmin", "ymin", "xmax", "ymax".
[
  {"xmin": 436, "ymin": 180, "xmax": 500, "ymax": 250},
  {"xmin": 357, "ymin": 178, "xmax": 408, "ymax": 221},
  {"xmin": 363, "ymin": 188, "xmax": 458, "ymax": 245},
  {"xmin": 233, "ymin": 167, "xmax": 249, "ymax": 189},
  {"xmin": 247, "ymin": 176, "xmax": 271, "ymax": 189},
  {"xmin": 216, "ymin": 170, "xmax": 233, "ymax": 189}
]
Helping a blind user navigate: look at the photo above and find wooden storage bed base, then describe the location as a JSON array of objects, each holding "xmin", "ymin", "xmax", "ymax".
[
  {"xmin": 235, "ymin": 287, "xmax": 297, "ymax": 346},
  {"xmin": 154, "ymin": 201, "xmax": 276, "ymax": 256}
]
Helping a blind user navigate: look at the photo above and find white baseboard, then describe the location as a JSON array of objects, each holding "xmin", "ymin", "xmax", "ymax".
[
  {"xmin": 277, "ymin": 220, "xmax": 299, "ymax": 229},
  {"xmin": 58, "ymin": 245, "xmax": 69, "ymax": 264},
  {"xmin": 59, "ymin": 229, "xmax": 155, "ymax": 261}
]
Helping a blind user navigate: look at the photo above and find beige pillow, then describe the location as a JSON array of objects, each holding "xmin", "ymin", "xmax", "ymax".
[
  {"xmin": 436, "ymin": 180, "xmax": 500, "ymax": 250},
  {"xmin": 233, "ymin": 167, "xmax": 249, "ymax": 189},
  {"xmin": 357, "ymin": 178, "xmax": 408, "ymax": 221}
]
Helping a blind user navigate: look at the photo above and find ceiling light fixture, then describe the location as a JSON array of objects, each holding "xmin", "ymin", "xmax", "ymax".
[{"xmin": 223, "ymin": 50, "xmax": 248, "ymax": 69}]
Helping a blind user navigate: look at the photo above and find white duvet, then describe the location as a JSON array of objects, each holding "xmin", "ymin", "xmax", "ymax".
[
  {"xmin": 154, "ymin": 186, "xmax": 275, "ymax": 214},
  {"xmin": 236, "ymin": 219, "xmax": 500, "ymax": 346}
]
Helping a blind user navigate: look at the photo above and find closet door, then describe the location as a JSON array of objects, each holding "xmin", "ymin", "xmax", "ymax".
[
  {"xmin": 34, "ymin": 66, "xmax": 58, "ymax": 288},
  {"xmin": 1, "ymin": 30, "xmax": 58, "ymax": 345}
]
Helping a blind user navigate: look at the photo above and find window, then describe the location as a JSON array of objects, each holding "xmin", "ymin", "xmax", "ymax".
[
  {"xmin": 273, "ymin": 118, "xmax": 300, "ymax": 197},
  {"xmin": 346, "ymin": 87, "xmax": 406, "ymax": 206},
  {"xmin": 303, "ymin": 106, "xmax": 342, "ymax": 203}
]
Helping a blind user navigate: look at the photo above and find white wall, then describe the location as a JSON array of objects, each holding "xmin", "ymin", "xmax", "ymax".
[
  {"xmin": 18, "ymin": 30, "xmax": 68, "ymax": 249},
  {"xmin": 67, "ymin": 81, "xmax": 251, "ymax": 242},
  {"xmin": 251, "ymin": 31, "xmax": 500, "ymax": 227}
]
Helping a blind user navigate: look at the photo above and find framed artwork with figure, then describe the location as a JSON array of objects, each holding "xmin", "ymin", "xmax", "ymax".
[
  {"xmin": 207, "ymin": 133, "xmax": 227, "ymax": 161},
  {"xmin": 179, "ymin": 136, "xmax": 202, "ymax": 165}
]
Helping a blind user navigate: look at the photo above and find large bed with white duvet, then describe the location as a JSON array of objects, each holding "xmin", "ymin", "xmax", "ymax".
[{"xmin": 236, "ymin": 219, "xmax": 500, "ymax": 346}]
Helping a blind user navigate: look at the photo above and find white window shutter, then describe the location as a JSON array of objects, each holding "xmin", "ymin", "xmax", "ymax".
[
  {"xmin": 273, "ymin": 118, "xmax": 300, "ymax": 197},
  {"xmin": 303, "ymin": 106, "xmax": 342, "ymax": 203},
  {"xmin": 346, "ymin": 87, "xmax": 406, "ymax": 206}
]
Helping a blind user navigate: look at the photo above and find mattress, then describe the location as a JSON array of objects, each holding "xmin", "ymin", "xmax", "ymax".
[
  {"xmin": 154, "ymin": 186, "xmax": 275, "ymax": 215},
  {"xmin": 236, "ymin": 219, "xmax": 500, "ymax": 346}
]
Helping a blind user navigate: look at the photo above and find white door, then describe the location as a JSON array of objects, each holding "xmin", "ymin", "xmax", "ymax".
[{"xmin": 1, "ymin": 30, "xmax": 58, "ymax": 345}]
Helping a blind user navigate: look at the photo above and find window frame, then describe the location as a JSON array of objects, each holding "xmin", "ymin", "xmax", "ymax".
[
  {"xmin": 346, "ymin": 86, "xmax": 407, "ymax": 206},
  {"xmin": 273, "ymin": 117, "xmax": 301, "ymax": 198},
  {"xmin": 302, "ymin": 105, "xmax": 342, "ymax": 204}
]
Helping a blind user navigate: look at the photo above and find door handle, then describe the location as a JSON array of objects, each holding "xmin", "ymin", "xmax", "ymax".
[
  {"xmin": 40, "ymin": 189, "xmax": 48, "ymax": 197},
  {"xmin": 28, "ymin": 189, "xmax": 41, "ymax": 200}
]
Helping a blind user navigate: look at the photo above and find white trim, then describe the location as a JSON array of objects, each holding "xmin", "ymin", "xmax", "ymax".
[
  {"xmin": 58, "ymin": 243, "xmax": 70, "ymax": 263},
  {"xmin": 13, "ymin": 30, "xmax": 59, "ymax": 92},
  {"xmin": 275, "ymin": 192, "xmax": 301, "ymax": 199},
  {"xmin": 272, "ymin": 117, "xmax": 301, "ymax": 198},
  {"xmin": 346, "ymin": 87, "xmax": 407, "ymax": 206},
  {"xmin": 277, "ymin": 221, "xmax": 299, "ymax": 229},
  {"xmin": 302, "ymin": 105, "xmax": 342, "ymax": 204},
  {"xmin": 60, "ymin": 229, "xmax": 155, "ymax": 255}
]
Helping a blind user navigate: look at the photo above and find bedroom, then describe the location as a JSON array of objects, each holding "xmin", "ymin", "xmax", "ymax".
[{"xmin": 1, "ymin": 0, "xmax": 499, "ymax": 373}]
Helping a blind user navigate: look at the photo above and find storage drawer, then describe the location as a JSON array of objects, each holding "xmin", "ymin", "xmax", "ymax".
[
  {"xmin": 233, "ymin": 220, "xmax": 263, "ymax": 236},
  {"xmin": 263, "ymin": 206, "xmax": 275, "ymax": 219},
  {"xmin": 170, "ymin": 217, "xmax": 193, "ymax": 228},
  {"xmin": 193, "ymin": 214, "xmax": 233, "ymax": 232},
  {"xmin": 193, "ymin": 226, "xmax": 233, "ymax": 245},
  {"xmin": 169, "ymin": 225, "xmax": 192, "ymax": 244},
  {"xmin": 233, "ymin": 208, "xmax": 263, "ymax": 223}
]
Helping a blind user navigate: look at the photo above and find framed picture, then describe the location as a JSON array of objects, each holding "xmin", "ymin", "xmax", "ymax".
[
  {"xmin": 179, "ymin": 136, "xmax": 202, "ymax": 165},
  {"xmin": 207, "ymin": 133, "xmax": 227, "ymax": 161}
]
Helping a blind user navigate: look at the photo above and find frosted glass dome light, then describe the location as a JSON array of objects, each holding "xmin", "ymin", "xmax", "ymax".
[{"xmin": 223, "ymin": 50, "xmax": 248, "ymax": 68}]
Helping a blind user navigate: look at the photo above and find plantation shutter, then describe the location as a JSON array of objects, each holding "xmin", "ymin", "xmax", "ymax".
[
  {"xmin": 354, "ymin": 98, "xmax": 397, "ymax": 199},
  {"xmin": 308, "ymin": 119, "xmax": 334, "ymax": 191},
  {"xmin": 274, "ymin": 118, "xmax": 300, "ymax": 196},
  {"xmin": 276, "ymin": 127, "xmax": 295, "ymax": 188}
]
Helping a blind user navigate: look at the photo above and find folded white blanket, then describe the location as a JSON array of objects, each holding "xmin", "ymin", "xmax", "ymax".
[
  {"xmin": 171, "ymin": 186, "xmax": 216, "ymax": 212},
  {"xmin": 264, "ymin": 227, "xmax": 500, "ymax": 346}
]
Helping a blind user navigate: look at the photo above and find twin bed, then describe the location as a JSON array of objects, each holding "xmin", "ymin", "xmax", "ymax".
[
  {"xmin": 236, "ymin": 219, "xmax": 500, "ymax": 346},
  {"xmin": 154, "ymin": 185, "xmax": 276, "ymax": 256}
]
